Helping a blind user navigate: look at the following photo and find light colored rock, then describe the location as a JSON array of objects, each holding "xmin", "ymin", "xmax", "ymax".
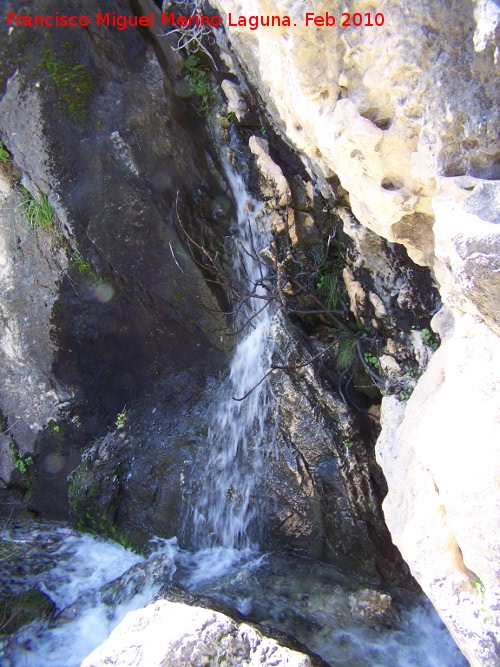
[
  {"xmin": 81, "ymin": 600, "xmax": 313, "ymax": 667},
  {"xmin": 433, "ymin": 177, "xmax": 500, "ymax": 336},
  {"xmin": 369, "ymin": 292, "xmax": 386, "ymax": 318},
  {"xmin": 342, "ymin": 267, "xmax": 365, "ymax": 318},
  {"xmin": 377, "ymin": 314, "xmax": 500, "ymax": 666},
  {"xmin": 431, "ymin": 305, "xmax": 455, "ymax": 342},
  {"xmin": 211, "ymin": 2, "xmax": 500, "ymax": 662},
  {"xmin": 0, "ymin": 169, "xmax": 69, "ymax": 459},
  {"xmin": 221, "ymin": 79, "xmax": 248, "ymax": 120},
  {"xmin": 212, "ymin": 0, "xmax": 499, "ymax": 270},
  {"xmin": 249, "ymin": 135, "xmax": 291, "ymax": 206},
  {"xmin": 378, "ymin": 355, "xmax": 401, "ymax": 380}
]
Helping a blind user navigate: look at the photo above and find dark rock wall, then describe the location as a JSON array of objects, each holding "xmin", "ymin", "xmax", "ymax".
[{"xmin": 0, "ymin": 0, "xmax": 230, "ymax": 517}]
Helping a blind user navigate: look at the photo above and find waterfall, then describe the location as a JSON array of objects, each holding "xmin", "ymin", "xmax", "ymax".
[{"xmin": 184, "ymin": 143, "xmax": 277, "ymax": 551}]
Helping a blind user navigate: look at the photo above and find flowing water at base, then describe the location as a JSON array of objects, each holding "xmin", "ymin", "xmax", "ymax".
[{"xmin": 0, "ymin": 523, "xmax": 467, "ymax": 667}]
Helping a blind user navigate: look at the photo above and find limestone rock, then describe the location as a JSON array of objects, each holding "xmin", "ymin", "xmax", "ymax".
[
  {"xmin": 212, "ymin": 0, "xmax": 499, "ymax": 271},
  {"xmin": 376, "ymin": 315, "xmax": 500, "ymax": 666},
  {"xmin": 221, "ymin": 79, "xmax": 248, "ymax": 121},
  {"xmin": 249, "ymin": 136, "xmax": 291, "ymax": 207},
  {"xmin": 81, "ymin": 600, "xmax": 313, "ymax": 667},
  {"xmin": 433, "ymin": 177, "xmax": 500, "ymax": 336}
]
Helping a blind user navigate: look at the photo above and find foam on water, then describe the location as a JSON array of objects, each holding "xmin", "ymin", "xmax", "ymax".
[
  {"xmin": 0, "ymin": 530, "xmax": 467, "ymax": 667},
  {"xmin": 169, "ymin": 545, "xmax": 468, "ymax": 667},
  {"xmin": 0, "ymin": 526, "xmax": 176, "ymax": 667}
]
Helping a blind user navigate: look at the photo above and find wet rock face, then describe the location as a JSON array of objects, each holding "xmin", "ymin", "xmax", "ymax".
[
  {"xmin": 81, "ymin": 599, "xmax": 315, "ymax": 667},
  {"xmin": 68, "ymin": 370, "xmax": 222, "ymax": 546},
  {"xmin": 266, "ymin": 314, "xmax": 412, "ymax": 586},
  {"xmin": 0, "ymin": 0, "xmax": 230, "ymax": 515}
]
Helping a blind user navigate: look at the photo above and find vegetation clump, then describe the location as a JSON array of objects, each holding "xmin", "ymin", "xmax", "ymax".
[
  {"xmin": 40, "ymin": 46, "xmax": 94, "ymax": 119},
  {"xmin": 182, "ymin": 55, "xmax": 216, "ymax": 113},
  {"xmin": 24, "ymin": 192, "xmax": 55, "ymax": 235},
  {"xmin": 7, "ymin": 438, "xmax": 35, "ymax": 489},
  {"xmin": 0, "ymin": 141, "xmax": 10, "ymax": 163}
]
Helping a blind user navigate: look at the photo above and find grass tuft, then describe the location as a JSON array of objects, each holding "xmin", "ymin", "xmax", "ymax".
[{"xmin": 24, "ymin": 193, "xmax": 56, "ymax": 247}]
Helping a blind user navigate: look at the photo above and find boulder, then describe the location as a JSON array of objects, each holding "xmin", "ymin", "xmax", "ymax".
[{"xmin": 81, "ymin": 599, "xmax": 314, "ymax": 667}]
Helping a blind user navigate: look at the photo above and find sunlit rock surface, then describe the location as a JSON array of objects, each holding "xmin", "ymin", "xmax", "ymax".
[
  {"xmin": 212, "ymin": 0, "xmax": 500, "ymax": 663},
  {"xmin": 81, "ymin": 600, "xmax": 314, "ymax": 667}
]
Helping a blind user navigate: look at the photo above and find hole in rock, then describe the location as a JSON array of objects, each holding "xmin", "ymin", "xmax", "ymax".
[
  {"xmin": 470, "ymin": 151, "xmax": 500, "ymax": 180},
  {"xmin": 381, "ymin": 177, "xmax": 403, "ymax": 191},
  {"xmin": 360, "ymin": 107, "xmax": 392, "ymax": 130},
  {"xmin": 442, "ymin": 163, "xmax": 466, "ymax": 178}
]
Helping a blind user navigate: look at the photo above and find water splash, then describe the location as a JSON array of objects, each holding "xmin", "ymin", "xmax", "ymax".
[
  {"xmin": 184, "ymin": 148, "xmax": 277, "ymax": 551},
  {"xmin": 0, "ymin": 522, "xmax": 176, "ymax": 667}
]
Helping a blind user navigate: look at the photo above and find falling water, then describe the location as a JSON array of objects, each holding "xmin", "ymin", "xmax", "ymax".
[{"xmin": 185, "ymin": 144, "xmax": 277, "ymax": 551}]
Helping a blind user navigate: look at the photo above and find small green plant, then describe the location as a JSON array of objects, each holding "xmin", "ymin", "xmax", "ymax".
[
  {"xmin": 182, "ymin": 55, "xmax": 215, "ymax": 113},
  {"xmin": 14, "ymin": 456, "xmax": 34, "ymax": 475},
  {"xmin": 421, "ymin": 327, "xmax": 438, "ymax": 350},
  {"xmin": 23, "ymin": 192, "xmax": 57, "ymax": 246},
  {"xmin": 0, "ymin": 141, "xmax": 10, "ymax": 163},
  {"xmin": 115, "ymin": 407, "xmax": 128, "ymax": 429},
  {"xmin": 364, "ymin": 352, "xmax": 379, "ymax": 369},
  {"xmin": 315, "ymin": 255, "xmax": 347, "ymax": 311},
  {"xmin": 221, "ymin": 111, "xmax": 238, "ymax": 127},
  {"xmin": 471, "ymin": 576, "xmax": 485, "ymax": 598},
  {"xmin": 343, "ymin": 438, "xmax": 353, "ymax": 449},
  {"xmin": 316, "ymin": 273, "xmax": 343, "ymax": 310},
  {"xmin": 47, "ymin": 420, "xmax": 68, "ymax": 435},
  {"xmin": 72, "ymin": 250, "xmax": 93, "ymax": 275},
  {"xmin": 8, "ymin": 439, "xmax": 35, "ymax": 488},
  {"xmin": 334, "ymin": 338, "xmax": 355, "ymax": 370},
  {"xmin": 107, "ymin": 525, "xmax": 136, "ymax": 551},
  {"xmin": 9, "ymin": 439, "xmax": 33, "ymax": 475},
  {"xmin": 399, "ymin": 389, "xmax": 411, "ymax": 401}
]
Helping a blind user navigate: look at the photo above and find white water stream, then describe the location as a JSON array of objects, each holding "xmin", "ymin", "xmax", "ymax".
[
  {"xmin": 185, "ymin": 149, "xmax": 277, "ymax": 551},
  {"xmin": 0, "ymin": 524, "xmax": 468, "ymax": 667}
]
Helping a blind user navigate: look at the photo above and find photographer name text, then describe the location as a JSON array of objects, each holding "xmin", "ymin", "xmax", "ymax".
[{"xmin": 7, "ymin": 11, "xmax": 385, "ymax": 31}]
